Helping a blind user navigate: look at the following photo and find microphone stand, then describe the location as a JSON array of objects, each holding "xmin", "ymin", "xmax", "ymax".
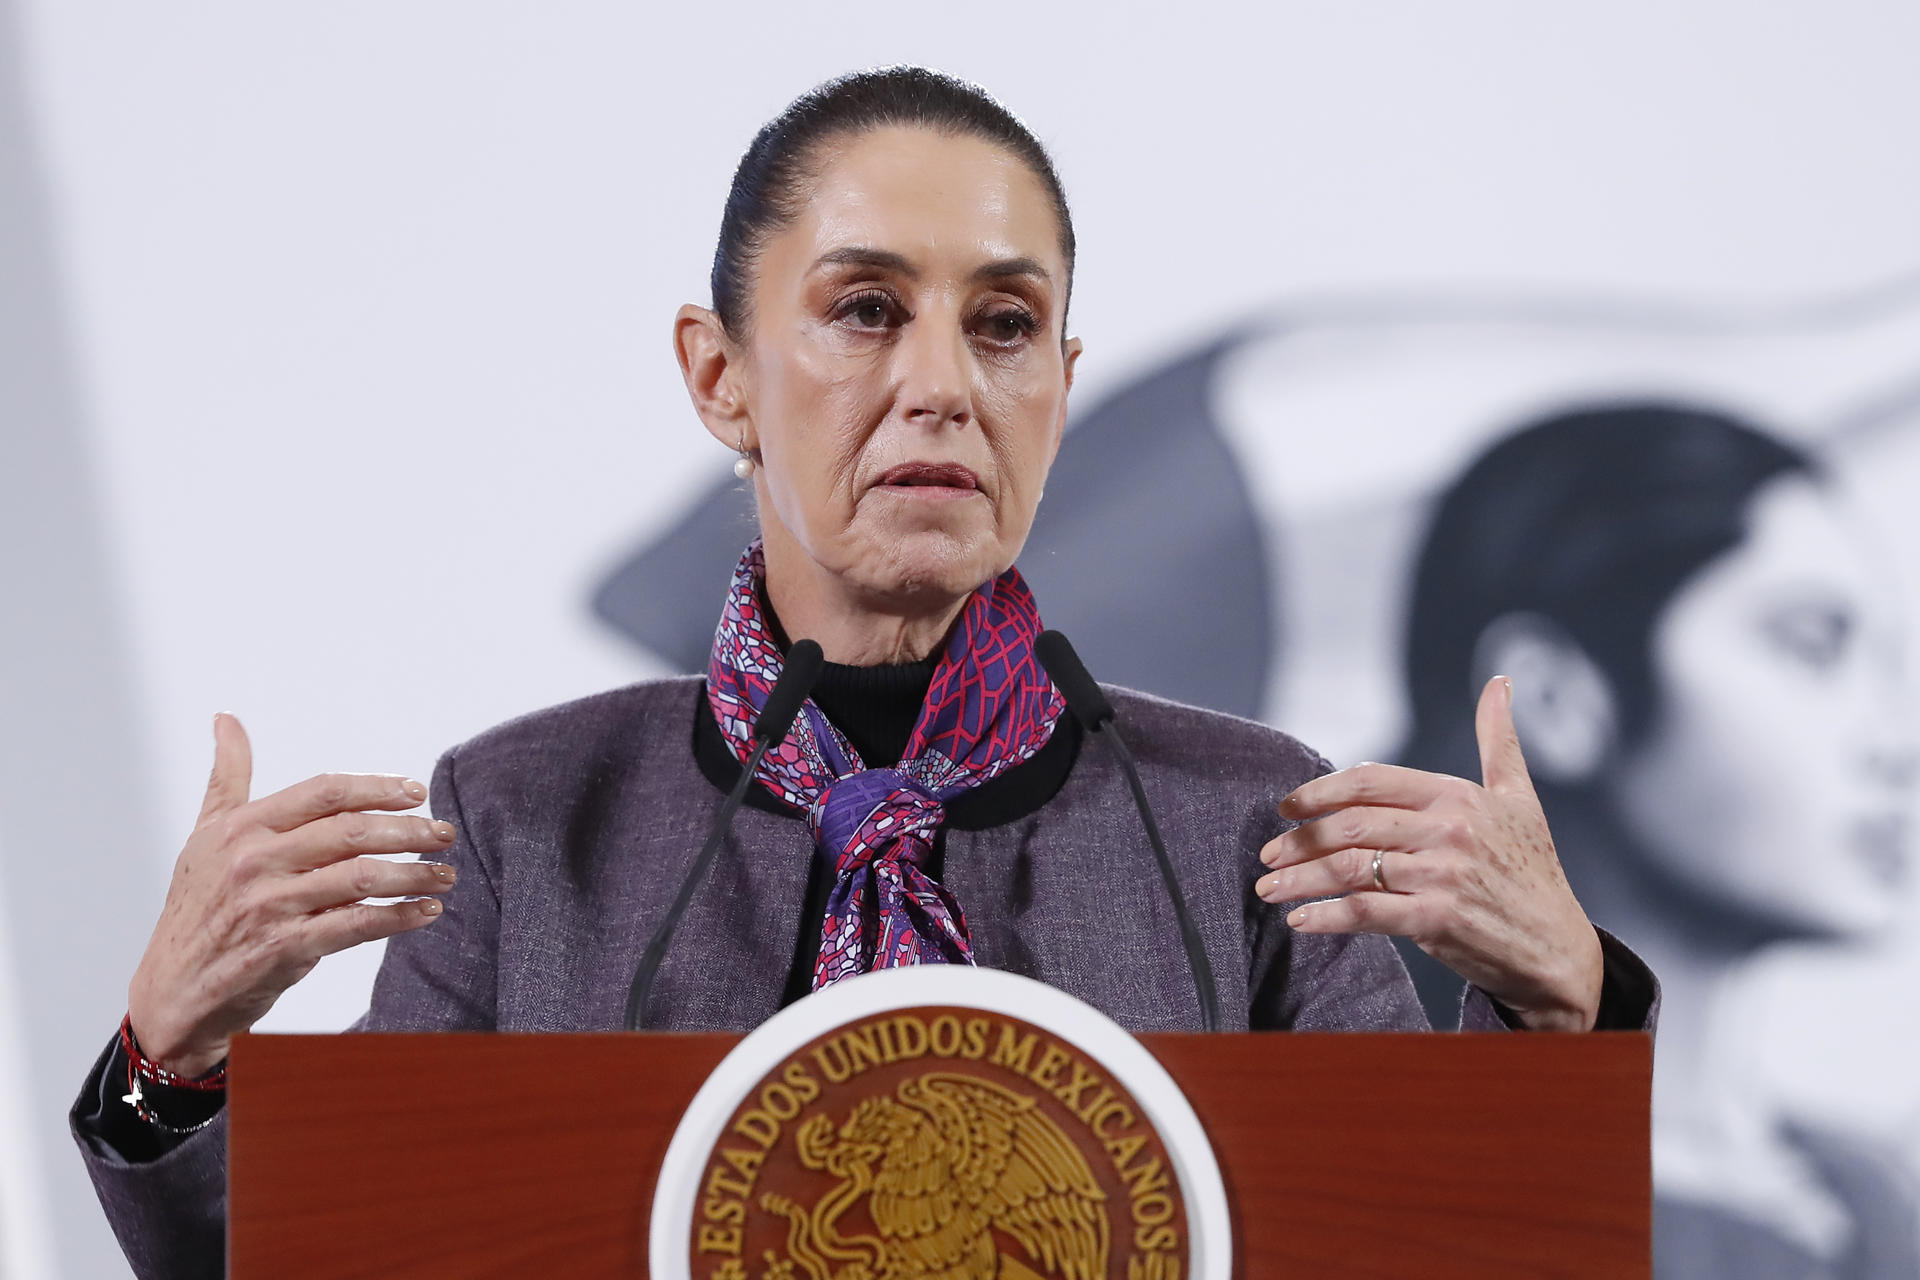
[
  {"xmin": 1036, "ymin": 630, "xmax": 1221, "ymax": 1033},
  {"xmin": 623, "ymin": 641, "xmax": 822, "ymax": 1031}
]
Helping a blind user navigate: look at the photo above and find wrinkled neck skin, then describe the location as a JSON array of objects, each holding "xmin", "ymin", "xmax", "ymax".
[{"xmin": 760, "ymin": 530, "xmax": 972, "ymax": 666}]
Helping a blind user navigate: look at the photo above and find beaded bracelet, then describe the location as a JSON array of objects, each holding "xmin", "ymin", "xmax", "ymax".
[{"xmin": 119, "ymin": 1013, "xmax": 228, "ymax": 1134}]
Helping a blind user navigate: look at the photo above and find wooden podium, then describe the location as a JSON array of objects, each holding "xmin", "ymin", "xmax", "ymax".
[{"xmin": 228, "ymin": 1031, "xmax": 1650, "ymax": 1278}]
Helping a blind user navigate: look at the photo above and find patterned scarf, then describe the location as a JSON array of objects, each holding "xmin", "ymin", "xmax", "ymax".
[{"xmin": 706, "ymin": 540, "xmax": 1064, "ymax": 992}]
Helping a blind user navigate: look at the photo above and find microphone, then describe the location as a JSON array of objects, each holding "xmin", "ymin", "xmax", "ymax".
[
  {"xmin": 1035, "ymin": 630, "xmax": 1221, "ymax": 1033},
  {"xmin": 623, "ymin": 639, "xmax": 824, "ymax": 1030}
]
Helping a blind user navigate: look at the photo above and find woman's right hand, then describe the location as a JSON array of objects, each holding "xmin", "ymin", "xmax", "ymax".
[{"xmin": 125, "ymin": 713, "xmax": 457, "ymax": 1077}]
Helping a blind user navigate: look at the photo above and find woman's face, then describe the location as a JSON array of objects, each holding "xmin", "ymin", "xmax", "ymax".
[
  {"xmin": 1611, "ymin": 474, "xmax": 1916, "ymax": 938},
  {"xmin": 734, "ymin": 126, "xmax": 1079, "ymax": 614}
]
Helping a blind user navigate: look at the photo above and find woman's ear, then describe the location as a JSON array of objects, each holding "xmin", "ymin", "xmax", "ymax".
[
  {"xmin": 1048, "ymin": 335, "xmax": 1084, "ymax": 466},
  {"xmin": 673, "ymin": 303, "xmax": 752, "ymax": 450},
  {"xmin": 1472, "ymin": 612, "xmax": 1620, "ymax": 785}
]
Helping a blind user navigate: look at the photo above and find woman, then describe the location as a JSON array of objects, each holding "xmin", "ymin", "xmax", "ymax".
[
  {"xmin": 1397, "ymin": 403, "xmax": 1917, "ymax": 1277},
  {"xmin": 73, "ymin": 68, "xmax": 1651, "ymax": 1280}
]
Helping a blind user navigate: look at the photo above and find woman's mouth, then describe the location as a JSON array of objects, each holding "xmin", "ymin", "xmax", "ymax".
[{"xmin": 872, "ymin": 463, "xmax": 982, "ymax": 499}]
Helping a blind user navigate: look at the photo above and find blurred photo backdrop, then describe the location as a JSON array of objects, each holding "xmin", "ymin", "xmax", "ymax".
[{"xmin": 3, "ymin": 2, "xmax": 1917, "ymax": 1275}]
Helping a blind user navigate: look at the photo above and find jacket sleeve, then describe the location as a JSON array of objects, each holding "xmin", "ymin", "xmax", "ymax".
[
  {"xmin": 68, "ymin": 1035, "xmax": 228, "ymax": 1280},
  {"xmin": 66, "ymin": 746, "xmax": 497, "ymax": 1280}
]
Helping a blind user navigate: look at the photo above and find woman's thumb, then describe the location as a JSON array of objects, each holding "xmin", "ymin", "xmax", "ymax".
[
  {"xmin": 198, "ymin": 712, "xmax": 253, "ymax": 820},
  {"xmin": 1475, "ymin": 676, "xmax": 1536, "ymax": 795}
]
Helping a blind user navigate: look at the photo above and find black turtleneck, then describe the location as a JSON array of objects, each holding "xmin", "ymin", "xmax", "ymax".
[
  {"xmin": 808, "ymin": 657, "xmax": 939, "ymax": 768},
  {"xmin": 691, "ymin": 662, "xmax": 1080, "ymax": 829}
]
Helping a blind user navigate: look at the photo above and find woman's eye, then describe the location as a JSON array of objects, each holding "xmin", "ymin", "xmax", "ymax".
[
  {"xmin": 836, "ymin": 292, "xmax": 898, "ymax": 329},
  {"xmin": 978, "ymin": 309, "xmax": 1039, "ymax": 344},
  {"xmin": 1762, "ymin": 603, "xmax": 1853, "ymax": 670}
]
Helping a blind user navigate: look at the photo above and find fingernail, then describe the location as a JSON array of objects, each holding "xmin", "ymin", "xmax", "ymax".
[
  {"xmin": 433, "ymin": 864, "xmax": 456, "ymax": 883},
  {"xmin": 420, "ymin": 899, "xmax": 442, "ymax": 916},
  {"xmin": 1288, "ymin": 907, "xmax": 1309, "ymax": 928},
  {"xmin": 433, "ymin": 821, "xmax": 455, "ymax": 841},
  {"xmin": 402, "ymin": 779, "xmax": 427, "ymax": 800}
]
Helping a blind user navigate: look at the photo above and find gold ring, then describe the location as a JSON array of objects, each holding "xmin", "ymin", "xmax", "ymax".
[{"xmin": 1371, "ymin": 848, "xmax": 1389, "ymax": 893}]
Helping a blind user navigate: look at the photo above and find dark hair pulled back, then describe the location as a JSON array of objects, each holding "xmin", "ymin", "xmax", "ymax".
[
  {"xmin": 1400, "ymin": 402, "xmax": 1818, "ymax": 770},
  {"xmin": 711, "ymin": 66, "xmax": 1076, "ymax": 339}
]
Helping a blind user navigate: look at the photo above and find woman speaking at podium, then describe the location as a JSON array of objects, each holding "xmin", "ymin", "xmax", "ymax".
[{"xmin": 72, "ymin": 67, "xmax": 1654, "ymax": 1277}]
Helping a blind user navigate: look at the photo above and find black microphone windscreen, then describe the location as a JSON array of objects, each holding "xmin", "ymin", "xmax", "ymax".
[
  {"xmin": 1035, "ymin": 630, "xmax": 1115, "ymax": 730},
  {"xmin": 754, "ymin": 639, "xmax": 824, "ymax": 745}
]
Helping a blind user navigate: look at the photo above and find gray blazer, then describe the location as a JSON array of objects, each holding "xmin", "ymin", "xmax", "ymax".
[{"xmin": 71, "ymin": 678, "xmax": 1653, "ymax": 1279}]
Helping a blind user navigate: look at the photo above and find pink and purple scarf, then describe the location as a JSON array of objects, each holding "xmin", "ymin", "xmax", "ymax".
[{"xmin": 706, "ymin": 540, "xmax": 1064, "ymax": 992}]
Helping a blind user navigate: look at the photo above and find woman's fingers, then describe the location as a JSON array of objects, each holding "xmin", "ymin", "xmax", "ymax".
[
  {"xmin": 1279, "ymin": 762, "xmax": 1455, "ymax": 821},
  {"xmin": 1256, "ymin": 847, "xmax": 1444, "ymax": 903},
  {"xmin": 302, "ymin": 897, "xmax": 446, "ymax": 959},
  {"xmin": 1261, "ymin": 707, "xmax": 1604, "ymax": 1028},
  {"xmin": 280, "ymin": 856, "xmax": 456, "ymax": 914},
  {"xmin": 1285, "ymin": 890, "xmax": 1433, "ymax": 938},
  {"xmin": 1260, "ymin": 805, "xmax": 1445, "ymax": 869},
  {"xmin": 127, "ymin": 715, "xmax": 457, "ymax": 1074},
  {"xmin": 248, "ymin": 771, "xmax": 428, "ymax": 833},
  {"xmin": 268, "ymin": 811, "xmax": 455, "ymax": 872}
]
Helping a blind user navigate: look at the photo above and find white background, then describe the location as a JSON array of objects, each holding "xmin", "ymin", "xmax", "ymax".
[{"xmin": 4, "ymin": 2, "xmax": 1919, "ymax": 1275}]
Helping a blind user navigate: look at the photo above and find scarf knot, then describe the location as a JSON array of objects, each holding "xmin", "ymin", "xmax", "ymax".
[
  {"xmin": 809, "ymin": 767, "xmax": 942, "ymax": 871},
  {"xmin": 706, "ymin": 540, "xmax": 1063, "ymax": 994}
]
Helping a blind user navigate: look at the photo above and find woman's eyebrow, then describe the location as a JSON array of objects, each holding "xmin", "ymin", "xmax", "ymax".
[
  {"xmin": 806, "ymin": 248, "xmax": 1051, "ymax": 286},
  {"xmin": 810, "ymin": 246, "xmax": 917, "ymax": 277},
  {"xmin": 972, "ymin": 256, "xmax": 1051, "ymax": 285}
]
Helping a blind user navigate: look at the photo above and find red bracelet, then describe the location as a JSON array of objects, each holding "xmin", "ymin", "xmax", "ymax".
[
  {"xmin": 118, "ymin": 1014, "xmax": 227, "ymax": 1134},
  {"xmin": 119, "ymin": 1013, "xmax": 228, "ymax": 1090}
]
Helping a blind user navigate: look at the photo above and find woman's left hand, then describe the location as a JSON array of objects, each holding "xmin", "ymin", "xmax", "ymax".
[{"xmin": 1255, "ymin": 676, "xmax": 1604, "ymax": 1031}]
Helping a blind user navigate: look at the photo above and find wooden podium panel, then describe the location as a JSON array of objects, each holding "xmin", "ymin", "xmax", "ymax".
[{"xmin": 229, "ymin": 1032, "xmax": 1650, "ymax": 1279}]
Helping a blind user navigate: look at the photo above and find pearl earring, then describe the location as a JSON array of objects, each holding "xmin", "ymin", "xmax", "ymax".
[{"xmin": 733, "ymin": 434, "xmax": 755, "ymax": 479}]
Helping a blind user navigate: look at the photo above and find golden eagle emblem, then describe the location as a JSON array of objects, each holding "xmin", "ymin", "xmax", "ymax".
[{"xmin": 758, "ymin": 1071, "xmax": 1110, "ymax": 1280}]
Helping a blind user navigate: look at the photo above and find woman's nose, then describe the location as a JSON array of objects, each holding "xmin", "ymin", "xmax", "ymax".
[{"xmin": 896, "ymin": 312, "xmax": 973, "ymax": 428}]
